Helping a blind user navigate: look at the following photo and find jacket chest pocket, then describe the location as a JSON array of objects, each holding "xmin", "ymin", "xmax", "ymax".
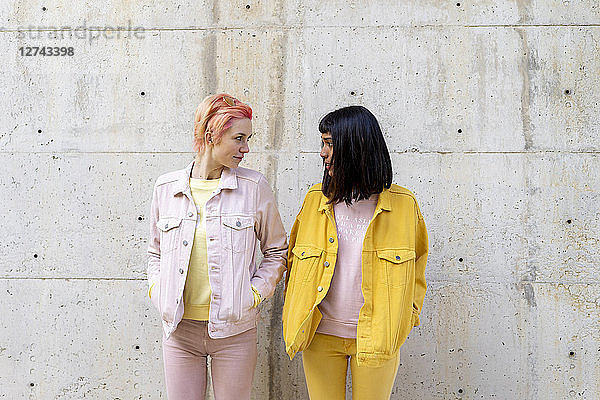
[
  {"xmin": 222, "ymin": 215, "xmax": 254, "ymax": 253},
  {"xmin": 157, "ymin": 217, "xmax": 183, "ymax": 254},
  {"xmin": 376, "ymin": 249, "xmax": 415, "ymax": 288},
  {"xmin": 291, "ymin": 245, "xmax": 323, "ymax": 284}
]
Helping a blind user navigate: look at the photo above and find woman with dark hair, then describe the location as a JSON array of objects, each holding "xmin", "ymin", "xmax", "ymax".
[{"xmin": 282, "ymin": 106, "xmax": 428, "ymax": 399}]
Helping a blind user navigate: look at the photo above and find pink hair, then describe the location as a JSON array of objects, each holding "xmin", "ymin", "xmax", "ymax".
[{"xmin": 193, "ymin": 93, "xmax": 253, "ymax": 152}]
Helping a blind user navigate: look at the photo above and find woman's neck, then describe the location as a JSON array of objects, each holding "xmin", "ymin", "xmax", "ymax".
[{"xmin": 191, "ymin": 153, "xmax": 224, "ymax": 180}]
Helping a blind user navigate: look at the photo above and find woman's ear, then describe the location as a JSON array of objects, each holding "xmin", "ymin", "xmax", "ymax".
[{"xmin": 205, "ymin": 131, "xmax": 213, "ymax": 145}]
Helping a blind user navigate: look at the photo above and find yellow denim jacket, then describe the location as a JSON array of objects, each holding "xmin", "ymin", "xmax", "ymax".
[{"xmin": 282, "ymin": 183, "xmax": 428, "ymax": 367}]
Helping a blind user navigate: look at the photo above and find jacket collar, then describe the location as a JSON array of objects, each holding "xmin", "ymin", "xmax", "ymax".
[
  {"xmin": 377, "ymin": 188, "xmax": 392, "ymax": 211},
  {"xmin": 317, "ymin": 193, "xmax": 330, "ymax": 212},
  {"xmin": 172, "ymin": 161, "xmax": 238, "ymax": 196},
  {"xmin": 317, "ymin": 187, "xmax": 392, "ymax": 212}
]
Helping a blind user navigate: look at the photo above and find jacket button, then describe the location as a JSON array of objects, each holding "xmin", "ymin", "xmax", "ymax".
[
  {"xmin": 183, "ymin": 240, "xmax": 188, "ymax": 246},
  {"xmin": 301, "ymin": 251, "xmax": 305, "ymax": 256},
  {"xmin": 317, "ymin": 286, "xmax": 323, "ymax": 292},
  {"xmin": 396, "ymin": 256, "xmax": 401, "ymax": 260},
  {"xmin": 164, "ymin": 224, "xmax": 169, "ymax": 229},
  {"xmin": 329, "ymin": 237, "xmax": 334, "ymax": 243},
  {"xmin": 236, "ymin": 221, "xmax": 241, "ymax": 227},
  {"xmin": 324, "ymin": 261, "xmax": 329, "ymax": 267},
  {"xmin": 179, "ymin": 268, "xmax": 184, "ymax": 274},
  {"xmin": 188, "ymin": 212, "xmax": 193, "ymax": 217}
]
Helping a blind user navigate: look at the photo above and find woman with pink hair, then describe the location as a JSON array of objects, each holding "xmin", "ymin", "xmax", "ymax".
[{"xmin": 147, "ymin": 93, "xmax": 287, "ymax": 399}]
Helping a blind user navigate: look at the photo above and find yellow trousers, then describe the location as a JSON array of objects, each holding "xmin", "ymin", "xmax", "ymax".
[{"xmin": 302, "ymin": 333, "xmax": 401, "ymax": 400}]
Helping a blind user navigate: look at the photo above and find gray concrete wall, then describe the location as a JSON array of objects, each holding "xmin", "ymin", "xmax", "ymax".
[{"xmin": 1, "ymin": 1, "xmax": 599, "ymax": 399}]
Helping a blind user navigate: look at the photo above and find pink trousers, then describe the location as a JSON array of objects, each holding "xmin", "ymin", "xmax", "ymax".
[{"xmin": 162, "ymin": 319, "xmax": 257, "ymax": 400}]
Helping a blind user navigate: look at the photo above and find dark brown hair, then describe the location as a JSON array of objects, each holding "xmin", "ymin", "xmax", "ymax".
[{"xmin": 319, "ymin": 106, "xmax": 392, "ymax": 205}]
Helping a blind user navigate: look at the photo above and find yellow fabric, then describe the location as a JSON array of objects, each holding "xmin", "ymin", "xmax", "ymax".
[
  {"xmin": 148, "ymin": 282, "xmax": 155, "ymax": 298},
  {"xmin": 282, "ymin": 183, "xmax": 428, "ymax": 367},
  {"xmin": 251, "ymin": 285, "xmax": 262, "ymax": 307},
  {"xmin": 302, "ymin": 333, "xmax": 400, "ymax": 400},
  {"xmin": 182, "ymin": 177, "xmax": 220, "ymax": 321}
]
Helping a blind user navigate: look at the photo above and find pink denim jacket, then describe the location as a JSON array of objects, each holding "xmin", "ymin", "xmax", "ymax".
[{"xmin": 147, "ymin": 161, "xmax": 288, "ymax": 339}]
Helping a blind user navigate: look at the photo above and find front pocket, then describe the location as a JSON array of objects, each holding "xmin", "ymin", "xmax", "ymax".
[
  {"xmin": 291, "ymin": 245, "xmax": 323, "ymax": 284},
  {"xmin": 222, "ymin": 215, "xmax": 254, "ymax": 252},
  {"xmin": 376, "ymin": 249, "xmax": 415, "ymax": 288},
  {"xmin": 156, "ymin": 217, "xmax": 182, "ymax": 254}
]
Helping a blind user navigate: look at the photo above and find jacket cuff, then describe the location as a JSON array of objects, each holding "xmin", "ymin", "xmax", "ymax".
[{"xmin": 250, "ymin": 278, "xmax": 270, "ymax": 301}]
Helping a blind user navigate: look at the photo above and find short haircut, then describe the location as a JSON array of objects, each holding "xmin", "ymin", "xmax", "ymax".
[
  {"xmin": 319, "ymin": 105, "xmax": 392, "ymax": 205},
  {"xmin": 193, "ymin": 93, "xmax": 252, "ymax": 152}
]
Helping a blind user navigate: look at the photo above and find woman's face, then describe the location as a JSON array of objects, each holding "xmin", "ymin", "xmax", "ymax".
[
  {"xmin": 210, "ymin": 118, "xmax": 252, "ymax": 169},
  {"xmin": 320, "ymin": 132, "xmax": 333, "ymax": 177}
]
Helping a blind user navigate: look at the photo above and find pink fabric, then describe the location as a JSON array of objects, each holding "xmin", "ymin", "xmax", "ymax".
[
  {"xmin": 317, "ymin": 196, "xmax": 377, "ymax": 338},
  {"xmin": 147, "ymin": 161, "xmax": 288, "ymax": 339},
  {"xmin": 162, "ymin": 319, "xmax": 257, "ymax": 400}
]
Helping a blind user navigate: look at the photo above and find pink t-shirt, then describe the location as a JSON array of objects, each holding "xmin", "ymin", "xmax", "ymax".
[{"xmin": 317, "ymin": 195, "xmax": 378, "ymax": 338}]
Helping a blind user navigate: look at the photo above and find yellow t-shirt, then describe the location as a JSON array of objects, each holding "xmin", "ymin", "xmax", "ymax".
[{"xmin": 182, "ymin": 177, "xmax": 220, "ymax": 320}]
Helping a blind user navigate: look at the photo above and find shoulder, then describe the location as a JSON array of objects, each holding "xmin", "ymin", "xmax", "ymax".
[
  {"xmin": 307, "ymin": 183, "xmax": 323, "ymax": 193},
  {"xmin": 303, "ymin": 183, "xmax": 324, "ymax": 201},
  {"xmin": 234, "ymin": 166, "xmax": 265, "ymax": 184},
  {"xmin": 387, "ymin": 184, "xmax": 424, "ymax": 218},
  {"xmin": 234, "ymin": 167, "xmax": 275, "ymax": 198},
  {"xmin": 154, "ymin": 168, "xmax": 186, "ymax": 188},
  {"xmin": 295, "ymin": 183, "xmax": 325, "ymax": 213},
  {"xmin": 387, "ymin": 184, "xmax": 417, "ymax": 200}
]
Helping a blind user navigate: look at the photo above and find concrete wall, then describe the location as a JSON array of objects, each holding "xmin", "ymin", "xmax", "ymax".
[{"xmin": 1, "ymin": 1, "xmax": 599, "ymax": 399}]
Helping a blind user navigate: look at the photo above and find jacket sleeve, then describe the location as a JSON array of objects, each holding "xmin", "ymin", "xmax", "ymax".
[
  {"xmin": 147, "ymin": 182, "xmax": 161, "ymax": 296},
  {"xmin": 251, "ymin": 175, "xmax": 288, "ymax": 301},
  {"xmin": 412, "ymin": 200, "xmax": 428, "ymax": 327},
  {"xmin": 284, "ymin": 215, "xmax": 300, "ymax": 294}
]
